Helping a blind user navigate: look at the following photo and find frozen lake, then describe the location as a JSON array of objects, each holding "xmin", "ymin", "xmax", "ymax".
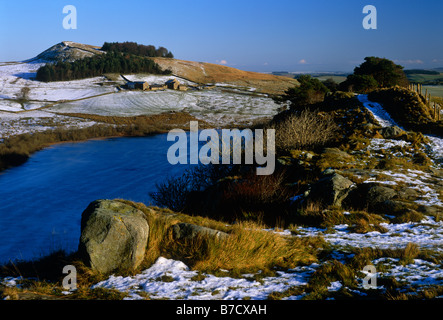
[{"xmin": 0, "ymin": 134, "xmax": 197, "ymax": 263}]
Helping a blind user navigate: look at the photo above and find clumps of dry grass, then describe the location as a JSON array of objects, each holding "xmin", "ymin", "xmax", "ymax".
[
  {"xmin": 271, "ymin": 109, "xmax": 339, "ymax": 152},
  {"xmin": 187, "ymin": 221, "xmax": 319, "ymax": 273},
  {"xmin": 293, "ymin": 201, "xmax": 388, "ymax": 232},
  {"xmin": 349, "ymin": 243, "xmax": 422, "ymax": 271},
  {"xmin": 60, "ymin": 111, "xmax": 209, "ymax": 129},
  {"xmin": 117, "ymin": 201, "xmax": 322, "ymax": 275},
  {"xmin": 304, "ymin": 260, "xmax": 357, "ymax": 299},
  {"xmin": 299, "ymin": 243, "xmax": 440, "ymax": 300},
  {"xmin": 392, "ymin": 209, "xmax": 425, "ymax": 223},
  {"xmin": 315, "ymin": 147, "xmax": 357, "ymax": 172},
  {"xmin": 349, "ymin": 218, "xmax": 388, "ymax": 234}
]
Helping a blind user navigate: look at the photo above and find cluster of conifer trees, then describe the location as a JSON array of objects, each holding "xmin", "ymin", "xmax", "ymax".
[
  {"xmin": 101, "ymin": 41, "xmax": 174, "ymax": 58},
  {"xmin": 36, "ymin": 51, "xmax": 171, "ymax": 82}
]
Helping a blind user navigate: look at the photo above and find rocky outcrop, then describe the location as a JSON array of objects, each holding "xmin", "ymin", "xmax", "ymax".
[
  {"xmin": 379, "ymin": 126, "xmax": 406, "ymax": 139},
  {"xmin": 343, "ymin": 183, "xmax": 415, "ymax": 214},
  {"xmin": 78, "ymin": 200, "xmax": 149, "ymax": 274}
]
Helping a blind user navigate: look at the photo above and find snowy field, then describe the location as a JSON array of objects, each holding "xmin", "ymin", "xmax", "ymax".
[
  {"xmin": 0, "ymin": 61, "xmax": 115, "ymax": 103},
  {"xmin": 0, "ymin": 60, "xmax": 282, "ymax": 138},
  {"xmin": 0, "ymin": 110, "xmax": 97, "ymax": 139},
  {"xmin": 47, "ymin": 88, "xmax": 279, "ymax": 125}
]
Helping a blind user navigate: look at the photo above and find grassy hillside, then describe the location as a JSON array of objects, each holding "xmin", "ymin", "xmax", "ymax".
[
  {"xmin": 151, "ymin": 57, "xmax": 299, "ymax": 95},
  {"xmin": 425, "ymin": 85, "xmax": 443, "ymax": 98},
  {"xmin": 405, "ymin": 70, "xmax": 443, "ymax": 86}
]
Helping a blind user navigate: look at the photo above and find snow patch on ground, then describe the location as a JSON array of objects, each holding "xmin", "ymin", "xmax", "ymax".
[
  {"xmin": 357, "ymin": 94, "xmax": 400, "ymax": 128},
  {"xmin": 362, "ymin": 169, "xmax": 443, "ymax": 207},
  {"xmin": 91, "ymin": 257, "xmax": 317, "ymax": 300},
  {"xmin": 358, "ymin": 94, "xmax": 443, "ymax": 165},
  {"xmin": 293, "ymin": 216, "xmax": 443, "ymax": 252},
  {"xmin": 373, "ymin": 258, "xmax": 443, "ymax": 287}
]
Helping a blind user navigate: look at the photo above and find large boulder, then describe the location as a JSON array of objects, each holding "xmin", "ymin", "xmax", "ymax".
[
  {"xmin": 307, "ymin": 172, "xmax": 354, "ymax": 207},
  {"xmin": 78, "ymin": 200, "xmax": 149, "ymax": 274},
  {"xmin": 379, "ymin": 126, "xmax": 406, "ymax": 139}
]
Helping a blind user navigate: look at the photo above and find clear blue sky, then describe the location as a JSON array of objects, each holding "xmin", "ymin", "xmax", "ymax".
[{"xmin": 0, "ymin": 0, "xmax": 442, "ymax": 72}]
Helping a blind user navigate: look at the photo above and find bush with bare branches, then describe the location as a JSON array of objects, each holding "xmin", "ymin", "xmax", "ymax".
[{"xmin": 272, "ymin": 109, "xmax": 339, "ymax": 152}]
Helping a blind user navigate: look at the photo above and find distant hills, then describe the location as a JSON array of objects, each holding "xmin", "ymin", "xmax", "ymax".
[{"xmin": 404, "ymin": 69, "xmax": 441, "ymax": 75}]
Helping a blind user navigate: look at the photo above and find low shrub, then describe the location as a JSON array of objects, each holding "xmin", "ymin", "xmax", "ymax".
[
  {"xmin": 271, "ymin": 109, "xmax": 339, "ymax": 152},
  {"xmin": 149, "ymin": 163, "xmax": 234, "ymax": 213}
]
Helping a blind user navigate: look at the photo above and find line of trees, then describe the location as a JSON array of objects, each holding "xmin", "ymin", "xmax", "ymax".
[
  {"xmin": 101, "ymin": 41, "xmax": 174, "ymax": 58},
  {"xmin": 36, "ymin": 51, "xmax": 171, "ymax": 82}
]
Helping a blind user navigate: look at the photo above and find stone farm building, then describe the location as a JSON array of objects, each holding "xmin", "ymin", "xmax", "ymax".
[
  {"xmin": 150, "ymin": 84, "xmax": 167, "ymax": 91},
  {"xmin": 166, "ymin": 79, "xmax": 180, "ymax": 90},
  {"xmin": 127, "ymin": 81, "xmax": 149, "ymax": 90},
  {"xmin": 122, "ymin": 75, "xmax": 187, "ymax": 91},
  {"xmin": 166, "ymin": 79, "xmax": 188, "ymax": 91}
]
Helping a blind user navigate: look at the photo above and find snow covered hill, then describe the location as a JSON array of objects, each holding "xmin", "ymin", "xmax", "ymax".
[{"xmin": 30, "ymin": 41, "xmax": 104, "ymax": 63}]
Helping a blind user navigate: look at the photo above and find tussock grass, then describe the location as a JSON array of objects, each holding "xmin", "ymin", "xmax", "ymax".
[
  {"xmin": 188, "ymin": 222, "xmax": 318, "ymax": 273},
  {"xmin": 304, "ymin": 260, "xmax": 356, "ymax": 299},
  {"xmin": 293, "ymin": 201, "xmax": 388, "ymax": 231},
  {"xmin": 349, "ymin": 243, "xmax": 423, "ymax": 270},
  {"xmin": 118, "ymin": 200, "xmax": 321, "ymax": 274}
]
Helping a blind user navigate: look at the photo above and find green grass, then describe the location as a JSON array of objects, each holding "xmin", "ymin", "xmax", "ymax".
[
  {"xmin": 313, "ymin": 75, "xmax": 347, "ymax": 84},
  {"xmin": 424, "ymin": 85, "xmax": 443, "ymax": 98}
]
